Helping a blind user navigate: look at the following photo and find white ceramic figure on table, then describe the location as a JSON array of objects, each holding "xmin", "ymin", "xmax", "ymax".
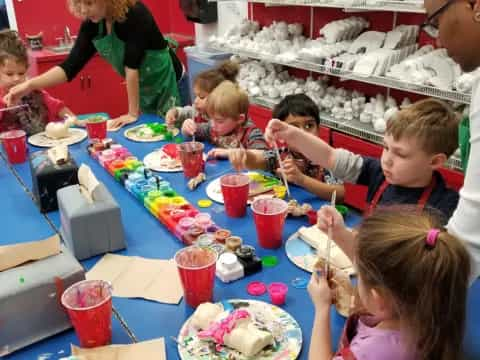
[{"xmin": 45, "ymin": 117, "xmax": 75, "ymax": 139}]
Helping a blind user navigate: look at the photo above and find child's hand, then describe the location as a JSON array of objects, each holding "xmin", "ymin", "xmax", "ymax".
[
  {"xmin": 109, "ymin": 114, "xmax": 137, "ymax": 129},
  {"xmin": 165, "ymin": 108, "xmax": 178, "ymax": 127},
  {"xmin": 317, "ymin": 205, "xmax": 346, "ymax": 239},
  {"xmin": 229, "ymin": 148, "xmax": 248, "ymax": 171},
  {"xmin": 264, "ymin": 118, "xmax": 295, "ymax": 145},
  {"xmin": 308, "ymin": 270, "xmax": 334, "ymax": 310},
  {"xmin": 181, "ymin": 118, "xmax": 197, "ymax": 137},
  {"xmin": 207, "ymin": 148, "xmax": 229, "ymax": 159},
  {"xmin": 4, "ymin": 81, "xmax": 31, "ymax": 106},
  {"xmin": 277, "ymin": 157, "xmax": 305, "ymax": 185}
]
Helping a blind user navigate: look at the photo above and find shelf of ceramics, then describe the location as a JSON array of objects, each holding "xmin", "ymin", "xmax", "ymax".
[
  {"xmin": 211, "ymin": 44, "xmax": 471, "ymax": 105},
  {"xmin": 249, "ymin": 95, "xmax": 463, "ymax": 171},
  {"xmin": 209, "ymin": 0, "xmax": 426, "ymax": 13}
]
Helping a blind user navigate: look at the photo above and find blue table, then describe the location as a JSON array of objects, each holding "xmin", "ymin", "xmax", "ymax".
[
  {"xmin": 0, "ymin": 155, "xmax": 133, "ymax": 360},
  {"xmin": 3, "ymin": 114, "xmax": 480, "ymax": 359}
]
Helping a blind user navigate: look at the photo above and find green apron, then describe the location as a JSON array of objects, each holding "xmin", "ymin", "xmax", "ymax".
[
  {"xmin": 92, "ymin": 21, "xmax": 180, "ymax": 116},
  {"xmin": 459, "ymin": 115, "xmax": 470, "ymax": 172}
]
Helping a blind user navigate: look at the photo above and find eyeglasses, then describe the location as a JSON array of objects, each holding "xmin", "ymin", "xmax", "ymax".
[{"xmin": 421, "ymin": 0, "xmax": 456, "ymax": 38}]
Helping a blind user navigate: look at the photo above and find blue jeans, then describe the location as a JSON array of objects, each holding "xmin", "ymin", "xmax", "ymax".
[{"xmin": 177, "ymin": 68, "xmax": 191, "ymax": 106}]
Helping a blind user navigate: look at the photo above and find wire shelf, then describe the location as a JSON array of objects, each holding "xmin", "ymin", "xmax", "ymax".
[
  {"xmin": 209, "ymin": 0, "xmax": 426, "ymax": 13},
  {"xmin": 211, "ymin": 44, "xmax": 472, "ymax": 105},
  {"xmin": 249, "ymin": 96, "xmax": 463, "ymax": 171}
]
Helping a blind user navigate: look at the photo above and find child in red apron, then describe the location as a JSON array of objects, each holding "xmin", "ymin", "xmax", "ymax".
[
  {"xmin": 264, "ymin": 98, "xmax": 460, "ymax": 223},
  {"xmin": 182, "ymin": 80, "xmax": 269, "ymax": 155},
  {"xmin": 228, "ymin": 94, "xmax": 344, "ymax": 201},
  {"xmin": 165, "ymin": 61, "xmax": 239, "ymax": 129},
  {"xmin": 309, "ymin": 207, "xmax": 470, "ymax": 360}
]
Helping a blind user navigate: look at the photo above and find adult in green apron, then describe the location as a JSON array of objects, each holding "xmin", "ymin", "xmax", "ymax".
[
  {"xmin": 3, "ymin": 0, "xmax": 181, "ymax": 128},
  {"xmin": 92, "ymin": 21, "xmax": 179, "ymax": 119},
  {"xmin": 423, "ymin": 0, "xmax": 480, "ymax": 282}
]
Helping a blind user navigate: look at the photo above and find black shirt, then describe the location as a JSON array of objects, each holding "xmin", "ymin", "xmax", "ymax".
[
  {"xmin": 59, "ymin": 1, "xmax": 182, "ymax": 81},
  {"xmin": 358, "ymin": 157, "xmax": 459, "ymax": 223}
]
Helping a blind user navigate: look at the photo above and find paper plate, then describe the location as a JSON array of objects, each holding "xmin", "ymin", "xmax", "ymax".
[
  {"xmin": 28, "ymin": 128, "xmax": 87, "ymax": 147},
  {"xmin": 143, "ymin": 150, "xmax": 183, "ymax": 172},
  {"xmin": 285, "ymin": 232, "xmax": 318, "ymax": 274},
  {"xmin": 206, "ymin": 172, "xmax": 281, "ymax": 204},
  {"xmin": 143, "ymin": 147, "xmax": 207, "ymax": 173},
  {"xmin": 177, "ymin": 299, "xmax": 302, "ymax": 360},
  {"xmin": 124, "ymin": 124, "xmax": 179, "ymax": 142},
  {"xmin": 285, "ymin": 231, "xmax": 355, "ymax": 276}
]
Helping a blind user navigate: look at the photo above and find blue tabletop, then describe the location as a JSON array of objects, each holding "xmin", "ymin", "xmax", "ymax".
[
  {"xmin": 0, "ymin": 155, "xmax": 133, "ymax": 360},
  {"xmin": 2, "ymin": 114, "xmax": 479, "ymax": 359}
]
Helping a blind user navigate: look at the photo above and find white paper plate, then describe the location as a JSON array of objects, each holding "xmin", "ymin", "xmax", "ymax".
[
  {"xmin": 205, "ymin": 172, "xmax": 281, "ymax": 204},
  {"xmin": 124, "ymin": 124, "xmax": 179, "ymax": 142},
  {"xmin": 143, "ymin": 150, "xmax": 183, "ymax": 172},
  {"xmin": 28, "ymin": 128, "xmax": 87, "ymax": 147},
  {"xmin": 177, "ymin": 299, "xmax": 302, "ymax": 360}
]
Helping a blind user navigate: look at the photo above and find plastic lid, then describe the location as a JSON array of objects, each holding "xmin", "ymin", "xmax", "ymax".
[
  {"xmin": 247, "ymin": 281, "xmax": 267, "ymax": 296},
  {"xmin": 291, "ymin": 277, "xmax": 309, "ymax": 289},
  {"xmin": 261, "ymin": 255, "xmax": 278, "ymax": 267},
  {"xmin": 198, "ymin": 199, "xmax": 213, "ymax": 208}
]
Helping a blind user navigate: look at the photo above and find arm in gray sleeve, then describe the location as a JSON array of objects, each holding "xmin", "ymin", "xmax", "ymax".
[
  {"xmin": 175, "ymin": 106, "xmax": 195, "ymax": 128},
  {"xmin": 194, "ymin": 122, "xmax": 211, "ymax": 142},
  {"xmin": 331, "ymin": 148, "xmax": 364, "ymax": 183}
]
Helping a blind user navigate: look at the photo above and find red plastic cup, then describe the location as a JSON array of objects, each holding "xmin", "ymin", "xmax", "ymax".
[
  {"xmin": 61, "ymin": 279, "xmax": 113, "ymax": 348},
  {"xmin": 268, "ymin": 282, "xmax": 288, "ymax": 305},
  {"xmin": 174, "ymin": 245, "xmax": 218, "ymax": 307},
  {"xmin": 86, "ymin": 119, "xmax": 107, "ymax": 140},
  {"xmin": 178, "ymin": 142, "xmax": 204, "ymax": 178},
  {"xmin": 251, "ymin": 198, "xmax": 288, "ymax": 249},
  {"xmin": 0, "ymin": 130, "xmax": 27, "ymax": 164},
  {"xmin": 220, "ymin": 173, "xmax": 250, "ymax": 217}
]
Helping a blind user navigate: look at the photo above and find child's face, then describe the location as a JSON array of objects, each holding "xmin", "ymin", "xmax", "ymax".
[
  {"xmin": 381, "ymin": 134, "xmax": 437, "ymax": 187},
  {"xmin": 0, "ymin": 58, "xmax": 27, "ymax": 92},
  {"xmin": 77, "ymin": 0, "xmax": 107, "ymax": 22},
  {"xmin": 211, "ymin": 113, "xmax": 244, "ymax": 136},
  {"xmin": 284, "ymin": 114, "xmax": 318, "ymax": 136},
  {"xmin": 193, "ymin": 85, "xmax": 209, "ymax": 115}
]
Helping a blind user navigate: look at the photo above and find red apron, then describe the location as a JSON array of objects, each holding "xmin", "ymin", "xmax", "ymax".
[
  {"xmin": 335, "ymin": 314, "xmax": 361, "ymax": 360},
  {"xmin": 364, "ymin": 176, "xmax": 437, "ymax": 217}
]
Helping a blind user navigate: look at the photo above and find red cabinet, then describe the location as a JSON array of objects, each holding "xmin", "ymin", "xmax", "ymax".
[
  {"xmin": 29, "ymin": 51, "xmax": 128, "ymax": 117},
  {"xmin": 249, "ymin": 104, "xmax": 272, "ymax": 132}
]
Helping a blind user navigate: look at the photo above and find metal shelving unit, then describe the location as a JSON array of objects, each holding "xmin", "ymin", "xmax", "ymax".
[
  {"xmin": 211, "ymin": 44, "xmax": 471, "ymax": 104},
  {"xmin": 209, "ymin": 0, "xmax": 426, "ymax": 13},
  {"xmin": 250, "ymin": 95, "xmax": 463, "ymax": 171}
]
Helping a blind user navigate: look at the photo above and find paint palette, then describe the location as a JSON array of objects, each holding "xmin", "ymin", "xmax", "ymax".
[
  {"xmin": 124, "ymin": 123, "xmax": 180, "ymax": 142},
  {"xmin": 177, "ymin": 299, "xmax": 302, "ymax": 360},
  {"xmin": 87, "ymin": 139, "xmax": 224, "ymax": 245},
  {"xmin": 206, "ymin": 172, "xmax": 282, "ymax": 204}
]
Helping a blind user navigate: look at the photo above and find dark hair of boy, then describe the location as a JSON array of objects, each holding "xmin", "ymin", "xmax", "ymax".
[{"xmin": 272, "ymin": 94, "xmax": 320, "ymax": 125}]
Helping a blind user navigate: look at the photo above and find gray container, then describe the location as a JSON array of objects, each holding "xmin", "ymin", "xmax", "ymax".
[
  {"xmin": 184, "ymin": 46, "xmax": 232, "ymax": 99},
  {"xmin": 0, "ymin": 245, "xmax": 85, "ymax": 356},
  {"xmin": 58, "ymin": 183, "xmax": 126, "ymax": 260}
]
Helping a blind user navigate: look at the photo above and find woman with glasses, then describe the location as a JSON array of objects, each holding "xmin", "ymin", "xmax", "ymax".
[{"xmin": 424, "ymin": 0, "xmax": 480, "ymax": 282}]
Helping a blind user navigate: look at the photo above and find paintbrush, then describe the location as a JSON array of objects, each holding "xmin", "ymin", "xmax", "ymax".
[
  {"xmin": 324, "ymin": 190, "xmax": 336, "ymax": 276},
  {"xmin": 0, "ymin": 104, "xmax": 29, "ymax": 112},
  {"xmin": 272, "ymin": 142, "xmax": 291, "ymax": 200}
]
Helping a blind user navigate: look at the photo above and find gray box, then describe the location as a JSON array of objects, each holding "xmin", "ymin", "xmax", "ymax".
[
  {"xmin": 58, "ymin": 183, "xmax": 126, "ymax": 260},
  {"xmin": 0, "ymin": 245, "xmax": 85, "ymax": 356}
]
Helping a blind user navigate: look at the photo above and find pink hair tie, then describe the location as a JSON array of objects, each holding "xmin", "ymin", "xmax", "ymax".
[{"xmin": 426, "ymin": 229, "xmax": 441, "ymax": 248}]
